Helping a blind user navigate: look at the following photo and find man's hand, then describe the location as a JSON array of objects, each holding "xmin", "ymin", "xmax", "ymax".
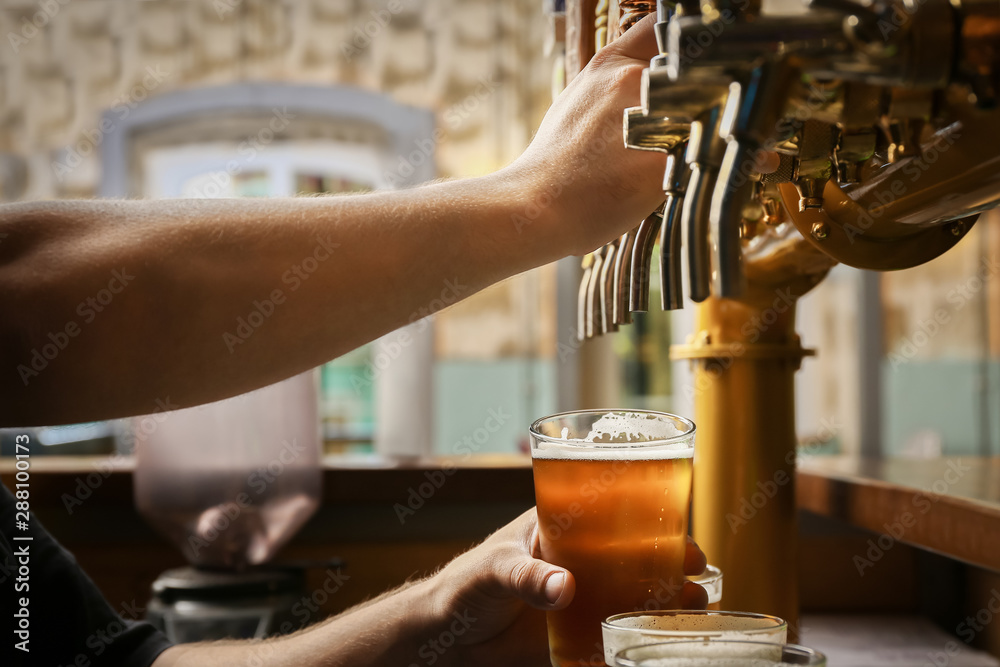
[
  {"xmin": 429, "ymin": 508, "xmax": 709, "ymax": 666},
  {"xmin": 505, "ymin": 13, "xmax": 666, "ymax": 257}
]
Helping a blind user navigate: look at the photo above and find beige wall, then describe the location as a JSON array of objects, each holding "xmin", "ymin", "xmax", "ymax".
[{"xmin": 0, "ymin": 0, "xmax": 559, "ymax": 359}]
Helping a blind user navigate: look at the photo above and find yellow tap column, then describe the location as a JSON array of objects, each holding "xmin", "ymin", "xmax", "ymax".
[{"xmin": 672, "ymin": 296, "xmax": 807, "ymax": 640}]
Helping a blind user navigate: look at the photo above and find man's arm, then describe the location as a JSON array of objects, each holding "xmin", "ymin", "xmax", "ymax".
[
  {"xmin": 0, "ymin": 16, "xmax": 666, "ymax": 426},
  {"xmin": 150, "ymin": 508, "xmax": 708, "ymax": 667}
]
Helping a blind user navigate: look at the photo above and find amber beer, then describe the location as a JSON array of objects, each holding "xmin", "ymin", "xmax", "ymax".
[{"xmin": 530, "ymin": 410, "xmax": 695, "ymax": 667}]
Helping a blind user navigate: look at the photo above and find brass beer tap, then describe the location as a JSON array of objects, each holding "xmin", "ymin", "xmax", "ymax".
[{"xmin": 568, "ymin": 0, "xmax": 1000, "ymax": 636}]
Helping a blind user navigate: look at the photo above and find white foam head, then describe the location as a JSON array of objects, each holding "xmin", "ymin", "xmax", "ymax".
[
  {"xmin": 531, "ymin": 411, "xmax": 694, "ymax": 460},
  {"xmin": 602, "ymin": 611, "xmax": 787, "ymax": 665}
]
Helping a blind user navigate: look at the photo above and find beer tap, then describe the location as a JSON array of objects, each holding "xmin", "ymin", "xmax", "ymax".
[
  {"xmin": 681, "ymin": 104, "xmax": 727, "ymax": 303},
  {"xmin": 600, "ymin": 237, "xmax": 621, "ymax": 333},
  {"xmin": 710, "ymin": 62, "xmax": 799, "ymax": 298},
  {"xmin": 629, "ymin": 207, "xmax": 664, "ymax": 312},
  {"xmin": 613, "ymin": 231, "xmax": 638, "ymax": 325},
  {"xmin": 659, "ymin": 147, "xmax": 688, "ymax": 310}
]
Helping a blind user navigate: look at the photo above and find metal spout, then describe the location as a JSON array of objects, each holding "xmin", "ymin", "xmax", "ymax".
[
  {"xmin": 709, "ymin": 140, "xmax": 752, "ymax": 298},
  {"xmin": 660, "ymin": 193, "xmax": 685, "ymax": 310},
  {"xmin": 682, "ymin": 106, "xmax": 728, "ymax": 303},
  {"xmin": 613, "ymin": 232, "xmax": 637, "ymax": 324},
  {"xmin": 585, "ymin": 247, "xmax": 606, "ymax": 339},
  {"xmin": 600, "ymin": 239, "xmax": 621, "ymax": 333},
  {"xmin": 660, "ymin": 148, "xmax": 690, "ymax": 310},
  {"xmin": 629, "ymin": 207, "xmax": 665, "ymax": 312},
  {"xmin": 577, "ymin": 253, "xmax": 595, "ymax": 341}
]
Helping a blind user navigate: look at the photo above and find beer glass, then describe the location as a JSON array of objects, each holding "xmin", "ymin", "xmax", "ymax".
[
  {"xmin": 613, "ymin": 640, "xmax": 826, "ymax": 666},
  {"xmin": 601, "ymin": 610, "xmax": 786, "ymax": 665},
  {"xmin": 689, "ymin": 565, "xmax": 722, "ymax": 610},
  {"xmin": 530, "ymin": 410, "xmax": 696, "ymax": 667}
]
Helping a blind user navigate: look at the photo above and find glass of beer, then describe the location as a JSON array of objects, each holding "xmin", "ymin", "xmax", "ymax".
[
  {"xmin": 601, "ymin": 610, "xmax": 786, "ymax": 665},
  {"xmin": 613, "ymin": 640, "xmax": 826, "ymax": 666},
  {"xmin": 530, "ymin": 410, "xmax": 696, "ymax": 667},
  {"xmin": 688, "ymin": 565, "xmax": 722, "ymax": 610}
]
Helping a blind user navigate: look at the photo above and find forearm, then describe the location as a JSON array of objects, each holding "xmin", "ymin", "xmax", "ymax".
[
  {"xmin": 154, "ymin": 578, "xmax": 459, "ymax": 667},
  {"xmin": 0, "ymin": 170, "xmax": 557, "ymax": 426}
]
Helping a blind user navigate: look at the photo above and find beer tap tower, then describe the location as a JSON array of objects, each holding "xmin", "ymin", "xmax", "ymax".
[{"xmin": 569, "ymin": 0, "xmax": 1000, "ymax": 635}]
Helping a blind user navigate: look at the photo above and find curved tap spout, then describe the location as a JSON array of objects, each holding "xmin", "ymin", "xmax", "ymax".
[
  {"xmin": 660, "ymin": 148, "xmax": 690, "ymax": 310},
  {"xmin": 660, "ymin": 193, "xmax": 685, "ymax": 310},
  {"xmin": 629, "ymin": 207, "xmax": 665, "ymax": 312},
  {"xmin": 613, "ymin": 231, "xmax": 637, "ymax": 324},
  {"xmin": 577, "ymin": 253, "xmax": 595, "ymax": 342},
  {"xmin": 600, "ymin": 239, "xmax": 621, "ymax": 333},
  {"xmin": 585, "ymin": 247, "xmax": 606, "ymax": 339},
  {"xmin": 709, "ymin": 140, "xmax": 753, "ymax": 298},
  {"xmin": 682, "ymin": 105, "xmax": 728, "ymax": 303}
]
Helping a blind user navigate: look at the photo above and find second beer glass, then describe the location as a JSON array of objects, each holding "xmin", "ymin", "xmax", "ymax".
[{"xmin": 530, "ymin": 410, "xmax": 696, "ymax": 667}]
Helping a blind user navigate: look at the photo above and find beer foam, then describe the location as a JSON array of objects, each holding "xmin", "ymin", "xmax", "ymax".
[
  {"xmin": 617, "ymin": 660, "xmax": 797, "ymax": 667},
  {"xmin": 609, "ymin": 614, "xmax": 781, "ymax": 634},
  {"xmin": 533, "ymin": 414, "xmax": 692, "ymax": 460}
]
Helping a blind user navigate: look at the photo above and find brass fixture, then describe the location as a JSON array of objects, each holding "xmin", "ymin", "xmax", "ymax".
[{"xmin": 569, "ymin": 0, "xmax": 1000, "ymax": 636}]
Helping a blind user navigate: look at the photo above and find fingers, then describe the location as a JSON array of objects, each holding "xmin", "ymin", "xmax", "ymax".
[
  {"xmin": 506, "ymin": 555, "xmax": 577, "ymax": 611},
  {"xmin": 684, "ymin": 536, "xmax": 708, "ymax": 576},
  {"xmin": 601, "ymin": 13, "xmax": 659, "ymax": 62},
  {"xmin": 490, "ymin": 508, "xmax": 577, "ymax": 611},
  {"xmin": 680, "ymin": 581, "xmax": 710, "ymax": 610}
]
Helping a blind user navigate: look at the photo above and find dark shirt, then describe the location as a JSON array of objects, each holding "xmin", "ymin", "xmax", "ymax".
[{"xmin": 1, "ymin": 482, "xmax": 173, "ymax": 667}]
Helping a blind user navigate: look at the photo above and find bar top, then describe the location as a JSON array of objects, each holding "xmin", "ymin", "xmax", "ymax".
[
  {"xmin": 796, "ymin": 455, "xmax": 1000, "ymax": 573},
  {"xmin": 6, "ymin": 453, "xmax": 1000, "ymax": 572}
]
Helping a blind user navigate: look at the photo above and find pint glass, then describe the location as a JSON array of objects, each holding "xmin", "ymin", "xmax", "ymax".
[
  {"xmin": 613, "ymin": 640, "xmax": 826, "ymax": 667},
  {"xmin": 530, "ymin": 410, "xmax": 696, "ymax": 667},
  {"xmin": 601, "ymin": 610, "xmax": 786, "ymax": 665},
  {"xmin": 688, "ymin": 565, "xmax": 722, "ymax": 610}
]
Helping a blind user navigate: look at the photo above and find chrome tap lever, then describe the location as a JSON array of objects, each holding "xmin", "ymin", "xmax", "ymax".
[
  {"xmin": 599, "ymin": 240, "xmax": 620, "ymax": 333},
  {"xmin": 660, "ymin": 193, "xmax": 685, "ymax": 310},
  {"xmin": 577, "ymin": 252, "xmax": 595, "ymax": 341},
  {"xmin": 659, "ymin": 148, "xmax": 690, "ymax": 310},
  {"xmin": 682, "ymin": 105, "xmax": 728, "ymax": 303},
  {"xmin": 585, "ymin": 247, "xmax": 606, "ymax": 339},
  {"xmin": 629, "ymin": 207, "xmax": 665, "ymax": 312},
  {"xmin": 710, "ymin": 140, "xmax": 751, "ymax": 298},
  {"xmin": 710, "ymin": 63, "xmax": 798, "ymax": 298},
  {"xmin": 613, "ymin": 231, "xmax": 637, "ymax": 324}
]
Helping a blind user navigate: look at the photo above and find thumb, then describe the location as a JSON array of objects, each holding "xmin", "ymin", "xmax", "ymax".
[{"xmin": 506, "ymin": 557, "xmax": 576, "ymax": 610}]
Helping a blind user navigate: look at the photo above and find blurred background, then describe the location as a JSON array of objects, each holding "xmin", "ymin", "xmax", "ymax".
[
  {"xmin": 2, "ymin": 0, "xmax": 1000, "ymax": 658},
  {"xmin": 0, "ymin": 0, "xmax": 997, "ymax": 461}
]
